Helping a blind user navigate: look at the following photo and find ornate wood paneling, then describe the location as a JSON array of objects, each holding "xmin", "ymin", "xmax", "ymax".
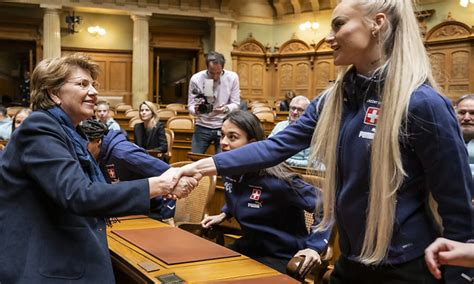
[
  {"xmin": 425, "ymin": 20, "xmax": 474, "ymax": 102},
  {"xmin": 231, "ymin": 34, "xmax": 270, "ymax": 101},
  {"xmin": 313, "ymin": 39, "xmax": 336, "ymax": 98},
  {"xmin": 274, "ymin": 37, "xmax": 315, "ymax": 99}
]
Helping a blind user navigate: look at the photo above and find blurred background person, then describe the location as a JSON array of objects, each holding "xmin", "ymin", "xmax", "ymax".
[
  {"xmin": 454, "ymin": 94, "xmax": 474, "ymax": 175},
  {"xmin": 134, "ymin": 101, "xmax": 168, "ymax": 160},
  {"xmin": 279, "ymin": 91, "xmax": 295, "ymax": 111},
  {"xmin": 0, "ymin": 105, "xmax": 12, "ymax": 140},
  {"xmin": 11, "ymin": 107, "xmax": 31, "ymax": 133},
  {"xmin": 0, "ymin": 53, "xmax": 197, "ymax": 283},
  {"xmin": 269, "ymin": 95, "xmax": 311, "ymax": 167},
  {"xmin": 95, "ymin": 100, "xmax": 120, "ymax": 131},
  {"xmin": 188, "ymin": 51, "xmax": 240, "ymax": 154},
  {"xmin": 81, "ymin": 119, "xmax": 176, "ymax": 225}
]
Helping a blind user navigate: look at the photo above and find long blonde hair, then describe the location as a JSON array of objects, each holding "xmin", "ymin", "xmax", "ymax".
[
  {"xmin": 309, "ymin": 0, "xmax": 439, "ymax": 264},
  {"xmin": 139, "ymin": 101, "xmax": 160, "ymax": 129}
]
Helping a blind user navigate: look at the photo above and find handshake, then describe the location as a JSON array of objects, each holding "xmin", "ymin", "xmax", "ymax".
[{"xmin": 148, "ymin": 162, "xmax": 207, "ymax": 200}]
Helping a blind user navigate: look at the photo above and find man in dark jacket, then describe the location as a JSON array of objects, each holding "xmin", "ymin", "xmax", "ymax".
[{"xmin": 81, "ymin": 119, "xmax": 176, "ymax": 223}]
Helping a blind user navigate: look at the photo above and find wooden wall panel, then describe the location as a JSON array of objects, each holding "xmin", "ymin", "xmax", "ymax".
[
  {"xmin": 425, "ymin": 20, "xmax": 474, "ymax": 102},
  {"xmin": 231, "ymin": 35, "xmax": 269, "ymax": 102}
]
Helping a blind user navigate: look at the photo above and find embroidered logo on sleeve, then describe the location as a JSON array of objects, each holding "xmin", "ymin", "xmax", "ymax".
[
  {"xmin": 364, "ymin": 107, "xmax": 380, "ymax": 125},
  {"xmin": 106, "ymin": 164, "xmax": 120, "ymax": 183},
  {"xmin": 224, "ymin": 181, "xmax": 233, "ymax": 193}
]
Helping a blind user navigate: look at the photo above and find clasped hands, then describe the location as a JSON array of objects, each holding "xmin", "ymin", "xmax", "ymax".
[{"xmin": 148, "ymin": 166, "xmax": 203, "ymax": 200}]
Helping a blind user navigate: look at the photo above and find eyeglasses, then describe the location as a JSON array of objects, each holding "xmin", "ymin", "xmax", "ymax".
[
  {"xmin": 67, "ymin": 78, "xmax": 100, "ymax": 90},
  {"xmin": 289, "ymin": 106, "xmax": 305, "ymax": 113}
]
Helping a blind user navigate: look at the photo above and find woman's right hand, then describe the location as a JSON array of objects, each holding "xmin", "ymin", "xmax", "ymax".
[{"xmin": 201, "ymin": 213, "xmax": 226, "ymax": 228}]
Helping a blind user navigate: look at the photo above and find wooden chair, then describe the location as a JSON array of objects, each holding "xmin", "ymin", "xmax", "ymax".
[
  {"xmin": 166, "ymin": 103, "xmax": 186, "ymax": 111},
  {"xmin": 166, "ymin": 116, "xmax": 194, "ymax": 130},
  {"xmin": 108, "ymin": 109, "xmax": 115, "ymax": 118},
  {"xmin": 128, "ymin": 117, "xmax": 142, "ymax": 128},
  {"xmin": 125, "ymin": 109, "xmax": 139, "ymax": 119},
  {"xmin": 287, "ymin": 174, "xmax": 340, "ymax": 284},
  {"xmin": 254, "ymin": 111, "xmax": 275, "ymax": 123},
  {"xmin": 157, "ymin": 109, "xmax": 177, "ymax": 121},
  {"xmin": 164, "ymin": 128, "xmax": 174, "ymax": 162},
  {"xmin": 252, "ymin": 106, "xmax": 273, "ymax": 113},
  {"xmin": 115, "ymin": 104, "xmax": 133, "ymax": 113},
  {"xmin": 6, "ymin": 106, "xmax": 23, "ymax": 117},
  {"xmin": 170, "ymin": 161, "xmax": 217, "ymax": 235}
]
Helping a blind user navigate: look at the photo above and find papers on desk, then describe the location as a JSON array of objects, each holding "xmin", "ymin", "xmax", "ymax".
[
  {"xmin": 112, "ymin": 227, "xmax": 240, "ymax": 265},
  {"xmin": 196, "ymin": 274, "xmax": 300, "ymax": 284}
]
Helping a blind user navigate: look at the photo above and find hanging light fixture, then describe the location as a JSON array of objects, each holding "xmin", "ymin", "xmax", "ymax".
[
  {"xmin": 87, "ymin": 25, "xmax": 106, "ymax": 37},
  {"xmin": 299, "ymin": 21, "xmax": 320, "ymax": 31},
  {"xmin": 460, "ymin": 0, "xmax": 474, "ymax": 7}
]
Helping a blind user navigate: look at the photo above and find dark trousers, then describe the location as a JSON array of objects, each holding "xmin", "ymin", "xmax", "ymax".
[
  {"xmin": 191, "ymin": 125, "xmax": 221, "ymax": 154},
  {"xmin": 330, "ymin": 255, "xmax": 443, "ymax": 284}
]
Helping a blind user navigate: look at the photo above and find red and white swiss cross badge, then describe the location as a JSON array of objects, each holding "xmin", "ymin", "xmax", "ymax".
[{"xmin": 364, "ymin": 107, "xmax": 380, "ymax": 125}]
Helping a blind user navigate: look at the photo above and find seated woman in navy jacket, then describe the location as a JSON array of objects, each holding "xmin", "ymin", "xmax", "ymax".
[
  {"xmin": 133, "ymin": 101, "xmax": 168, "ymax": 159},
  {"xmin": 201, "ymin": 110, "xmax": 330, "ymax": 275}
]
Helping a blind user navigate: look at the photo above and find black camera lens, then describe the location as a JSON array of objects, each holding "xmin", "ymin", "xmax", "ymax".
[{"xmin": 198, "ymin": 103, "xmax": 213, "ymax": 114}]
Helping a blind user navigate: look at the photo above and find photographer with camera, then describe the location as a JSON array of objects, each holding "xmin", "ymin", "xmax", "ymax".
[{"xmin": 188, "ymin": 51, "xmax": 240, "ymax": 154}]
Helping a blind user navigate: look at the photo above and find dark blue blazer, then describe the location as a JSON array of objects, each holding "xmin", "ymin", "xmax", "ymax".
[{"xmin": 0, "ymin": 110, "xmax": 150, "ymax": 283}]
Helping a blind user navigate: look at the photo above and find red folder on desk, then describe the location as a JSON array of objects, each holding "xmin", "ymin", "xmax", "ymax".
[{"xmin": 112, "ymin": 227, "xmax": 240, "ymax": 264}]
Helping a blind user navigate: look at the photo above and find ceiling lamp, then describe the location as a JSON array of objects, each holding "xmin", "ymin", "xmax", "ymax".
[
  {"xmin": 299, "ymin": 21, "xmax": 320, "ymax": 31},
  {"xmin": 460, "ymin": 0, "xmax": 474, "ymax": 7},
  {"xmin": 88, "ymin": 25, "xmax": 106, "ymax": 37}
]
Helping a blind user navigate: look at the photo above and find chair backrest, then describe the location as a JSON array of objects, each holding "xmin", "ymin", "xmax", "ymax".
[
  {"xmin": 252, "ymin": 106, "xmax": 273, "ymax": 113},
  {"xmin": 166, "ymin": 103, "xmax": 186, "ymax": 111},
  {"xmin": 115, "ymin": 104, "xmax": 133, "ymax": 113},
  {"xmin": 301, "ymin": 174, "xmax": 325, "ymax": 232},
  {"xmin": 6, "ymin": 106, "xmax": 23, "ymax": 118},
  {"xmin": 157, "ymin": 109, "xmax": 177, "ymax": 121},
  {"xmin": 254, "ymin": 111, "xmax": 275, "ymax": 123},
  {"xmin": 125, "ymin": 109, "xmax": 139, "ymax": 118},
  {"xmin": 165, "ymin": 128, "xmax": 174, "ymax": 160},
  {"xmin": 108, "ymin": 109, "xmax": 115, "ymax": 118},
  {"xmin": 129, "ymin": 117, "xmax": 142, "ymax": 128},
  {"xmin": 171, "ymin": 161, "xmax": 217, "ymax": 224},
  {"xmin": 166, "ymin": 116, "xmax": 194, "ymax": 130}
]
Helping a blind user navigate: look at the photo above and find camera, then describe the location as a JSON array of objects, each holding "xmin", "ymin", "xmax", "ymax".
[{"xmin": 192, "ymin": 89, "xmax": 213, "ymax": 114}]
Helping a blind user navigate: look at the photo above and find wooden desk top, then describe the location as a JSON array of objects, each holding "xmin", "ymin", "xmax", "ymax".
[{"xmin": 107, "ymin": 217, "xmax": 281, "ymax": 283}]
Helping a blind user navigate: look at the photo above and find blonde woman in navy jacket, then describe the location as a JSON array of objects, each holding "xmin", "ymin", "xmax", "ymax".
[
  {"xmin": 173, "ymin": 1, "xmax": 473, "ymax": 283},
  {"xmin": 0, "ymin": 53, "xmax": 197, "ymax": 283},
  {"xmin": 201, "ymin": 110, "xmax": 330, "ymax": 275}
]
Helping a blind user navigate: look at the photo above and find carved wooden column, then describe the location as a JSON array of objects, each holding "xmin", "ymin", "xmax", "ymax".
[
  {"xmin": 41, "ymin": 4, "xmax": 61, "ymax": 59},
  {"xmin": 131, "ymin": 12, "xmax": 151, "ymax": 108}
]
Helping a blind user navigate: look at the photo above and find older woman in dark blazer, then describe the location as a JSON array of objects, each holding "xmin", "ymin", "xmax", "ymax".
[{"xmin": 0, "ymin": 53, "xmax": 197, "ymax": 283}]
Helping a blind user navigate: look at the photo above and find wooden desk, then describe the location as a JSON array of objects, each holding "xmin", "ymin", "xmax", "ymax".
[{"xmin": 107, "ymin": 217, "xmax": 283, "ymax": 283}]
